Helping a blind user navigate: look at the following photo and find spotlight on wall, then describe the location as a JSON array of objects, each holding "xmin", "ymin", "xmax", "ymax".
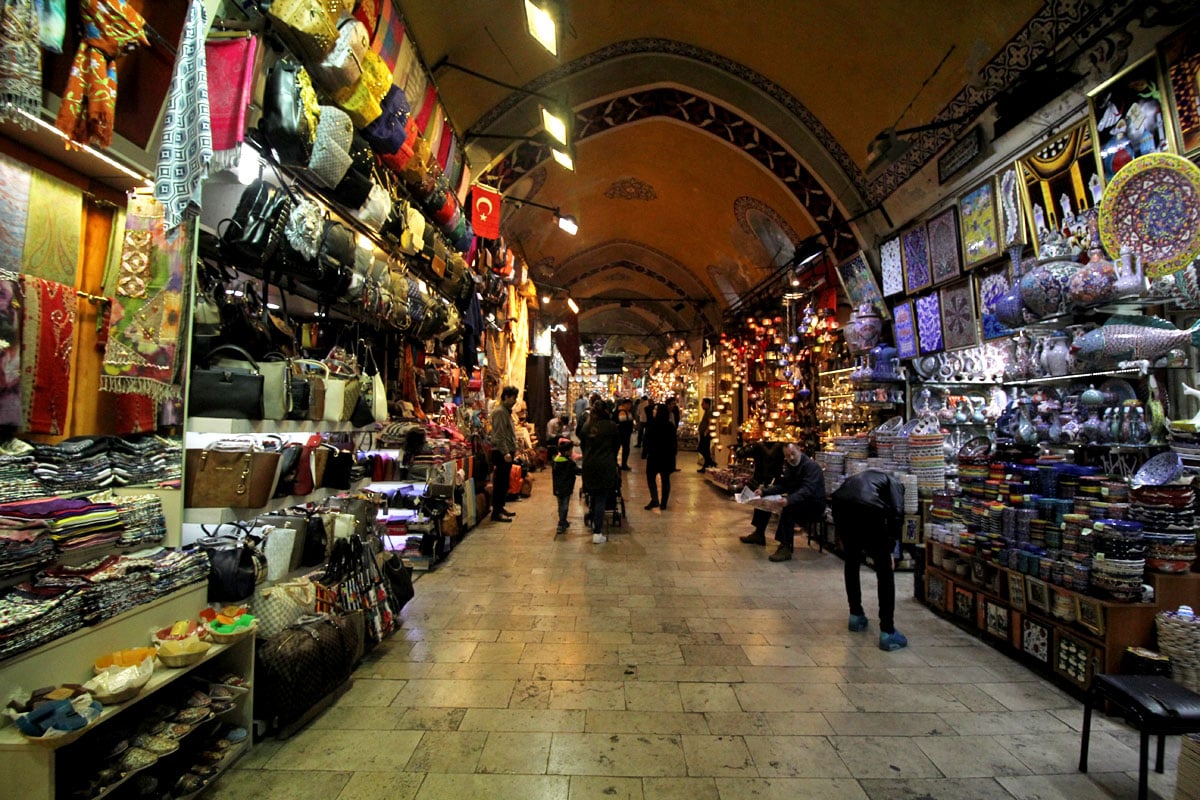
[
  {"xmin": 567, "ymin": 297, "xmax": 580, "ymax": 314},
  {"xmin": 556, "ymin": 213, "xmax": 579, "ymax": 235},
  {"xmin": 523, "ymin": 0, "xmax": 560, "ymax": 57}
]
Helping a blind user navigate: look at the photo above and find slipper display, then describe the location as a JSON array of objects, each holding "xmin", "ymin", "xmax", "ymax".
[
  {"xmin": 173, "ymin": 707, "xmax": 212, "ymax": 725},
  {"xmin": 132, "ymin": 733, "xmax": 180, "ymax": 756},
  {"xmin": 118, "ymin": 747, "xmax": 158, "ymax": 772}
]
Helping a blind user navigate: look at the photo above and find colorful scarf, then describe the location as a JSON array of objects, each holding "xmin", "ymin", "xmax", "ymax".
[
  {"xmin": 0, "ymin": 275, "xmax": 21, "ymax": 428},
  {"xmin": 18, "ymin": 274, "xmax": 75, "ymax": 434},
  {"xmin": 154, "ymin": 0, "xmax": 210, "ymax": 230},
  {"xmin": 54, "ymin": 0, "xmax": 148, "ymax": 147},
  {"xmin": 22, "ymin": 171, "xmax": 82, "ymax": 285},
  {"xmin": 100, "ymin": 194, "xmax": 189, "ymax": 401},
  {"xmin": 0, "ymin": 153, "xmax": 31, "ymax": 272},
  {"xmin": 35, "ymin": 0, "xmax": 63, "ymax": 52},
  {"xmin": 205, "ymin": 34, "xmax": 258, "ymax": 173},
  {"xmin": 0, "ymin": 0, "xmax": 41, "ymax": 125}
]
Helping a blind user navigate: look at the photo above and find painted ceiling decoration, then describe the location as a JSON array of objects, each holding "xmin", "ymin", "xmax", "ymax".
[
  {"xmin": 604, "ymin": 177, "xmax": 657, "ymax": 201},
  {"xmin": 552, "ymin": 240, "xmax": 715, "ymax": 300},
  {"xmin": 566, "ymin": 260, "xmax": 691, "ymax": 300}
]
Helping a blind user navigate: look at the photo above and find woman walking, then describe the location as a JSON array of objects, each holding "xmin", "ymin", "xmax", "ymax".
[
  {"xmin": 581, "ymin": 401, "xmax": 621, "ymax": 543},
  {"xmin": 643, "ymin": 404, "xmax": 677, "ymax": 510}
]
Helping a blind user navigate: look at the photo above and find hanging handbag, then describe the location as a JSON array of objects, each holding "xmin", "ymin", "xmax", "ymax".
[
  {"xmin": 319, "ymin": 444, "xmax": 354, "ymax": 489},
  {"xmin": 188, "ymin": 344, "xmax": 265, "ymax": 419},
  {"xmin": 196, "ymin": 523, "xmax": 268, "ymax": 602},
  {"xmin": 250, "ymin": 352, "xmax": 294, "ymax": 421},
  {"xmin": 311, "ymin": 17, "xmax": 368, "ymax": 93},
  {"xmin": 362, "ymin": 346, "xmax": 388, "ymax": 423},
  {"xmin": 271, "ymin": 441, "xmax": 305, "ymax": 497},
  {"xmin": 293, "ymin": 359, "xmax": 329, "ymax": 421},
  {"xmin": 254, "ymin": 577, "xmax": 318, "ymax": 638},
  {"xmin": 185, "ymin": 438, "xmax": 282, "ymax": 508},
  {"xmin": 290, "ymin": 433, "xmax": 324, "ymax": 496},
  {"xmin": 220, "ymin": 180, "xmax": 295, "ymax": 269},
  {"xmin": 322, "ymin": 357, "xmax": 360, "ymax": 422},
  {"xmin": 267, "ymin": 0, "xmax": 339, "ymax": 65},
  {"xmin": 306, "ymin": 106, "xmax": 354, "ymax": 188},
  {"xmin": 259, "ymin": 60, "xmax": 317, "ymax": 167}
]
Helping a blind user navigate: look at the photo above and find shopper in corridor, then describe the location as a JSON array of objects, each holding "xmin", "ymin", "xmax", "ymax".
[
  {"xmin": 488, "ymin": 386, "xmax": 520, "ymax": 523},
  {"xmin": 739, "ymin": 443, "xmax": 825, "ymax": 562}
]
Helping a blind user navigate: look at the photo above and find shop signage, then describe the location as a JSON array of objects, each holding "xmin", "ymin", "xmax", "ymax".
[{"xmin": 938, "ymin": 126, "xmax": 987, "ymax": 185}]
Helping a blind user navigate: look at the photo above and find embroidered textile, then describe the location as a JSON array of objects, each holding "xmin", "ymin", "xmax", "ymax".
[
  {"xmin": 101, "ymin": 195, "xmax": 189, "ymax": 402},
  {"xmin": 22, "ymin": 171, "xmax": 82, "ymax": 286},
  {"xmin": 205, "ymin": 34, "xmax": 258, "ymax": 173},
  {"xmin": 0, "ymin": 153, "xmax": 31, "ymax": 272},
  {"xmin": 0, "ymin": 276, "xmax": 21, "ymax": 427},
  {"xmin": 18, "ymin": 275, "xmax": 75, "ymax": 434},
  {"xmin": 0, "ymin": 0, "xmax": 41, "ymax": 125},
  {"xmin": 54, "ymin": 0, "xmax": 148, "ymax": 147},
  {"xmin": 34, "ymin": 0, "xmax": 63, "ymax": 52},
  {"xmin": 154, "ymin": 0, "xmax": 210, "ymax": 230}
]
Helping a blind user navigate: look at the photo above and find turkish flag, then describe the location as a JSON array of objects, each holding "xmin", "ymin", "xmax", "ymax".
[{"xmin": 471, "ymin": 186, "xmax": 502, "ymax": 240}]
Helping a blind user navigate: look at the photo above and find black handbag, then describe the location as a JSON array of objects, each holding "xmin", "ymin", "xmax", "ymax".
[
  {"xmin": 197, "ymin": 524, "xmax": 267, "ymax": 602},
  {"xmin": 260, "ymin": 59, "xmax": 313, "ymax": 167},
  {"xmin": 383, "ymin": 553, "xmax": 414, "ymax": 610},
  {"xmin": 300, "ymin": 512, "xmax": 329, "ymax": 567},
  {"xmin": 312, "ymin": 221, "xmax": 355, "ymax": 297},
  {"xmin": 320, "ymin": 446, "xmax": 354, "ymax": 489},
  {"xmin": 188, "ymin": 344, "xmax": 264, "ymax": 419},
  {"xmin": 272, "ymin": 442, "xmax": 305, "ymax": 497},
  {"xmin": 220, "ymin": 180, "xmax": 294, "ymax": 270}
]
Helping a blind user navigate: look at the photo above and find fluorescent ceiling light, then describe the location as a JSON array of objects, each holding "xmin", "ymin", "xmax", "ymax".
[
  {"xmin": 523, "ymin": 0, "xmax": 558, "ymax": 57},
  {"xmin": 550, "ymin": 145, "xmax": 574, "ymax": 171},
  {"xmin": 556, "ymin": 213, "xmax": 579, "ymax": 235},
  {"xmin": 541, "ymin": 295, "xmax": 551, "ymax": 303},
  {"xmin": 566, "ymin": 297, "xmax": 579, "ymax": 314},
  {"xmin": 9, "ymin": 104, "xmax": 150, "ymax": 185},
  {"xmin": 541, "ymin": 105, "xmax": 568, "ymax": 146}
]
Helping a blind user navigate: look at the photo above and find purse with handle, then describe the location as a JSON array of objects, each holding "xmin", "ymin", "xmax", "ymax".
[
  {"xmin": 189, "ymin": 344, "xmax": 265, "ymax": 420},
  {"xmin": 185, "ymin": 439, "xmax": 282, "ymax": 508}
]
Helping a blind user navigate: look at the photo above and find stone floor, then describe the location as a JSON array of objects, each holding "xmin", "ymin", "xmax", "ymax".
[{"xmin": 209, "ymin": 455, "xmax": 1179, "ymax": 800}]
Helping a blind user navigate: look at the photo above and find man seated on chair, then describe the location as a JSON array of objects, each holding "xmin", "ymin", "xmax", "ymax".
[{"xmin": 739, "ymin": 443, "xmax": 825, "ymax": 562}]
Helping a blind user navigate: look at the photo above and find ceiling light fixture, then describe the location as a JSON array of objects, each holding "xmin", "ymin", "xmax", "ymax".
[
  {"xmin": 550, "ymin": 144, "xmax": 574, "ymax": 171},
  {"xmin": 793, "ymin": 236, "xmax": 827, "ymax": 268},
  {"xmin": 523, "ymin": 0, "xmax": 560, "ymax": 57},
  {"xmin": 541, "ymin": 295, "xmax": 551, "ymax": 303},
  {"xmin": 508, "ymin": 195, "xmax": 580, "ymax": 236},
  {"xmin": 567, "ymin": 297, "xmax": 580, "ymax": 314},
  {"xmin": 540, "ymin": 105, "xmax": 569, "ymax": 146}
]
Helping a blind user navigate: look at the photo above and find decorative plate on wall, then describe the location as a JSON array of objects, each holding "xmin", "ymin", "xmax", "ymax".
[
  {"xmin": 902, "ymin": 224, "xmax": 932, "ymax": 294},
  {"xmin": 1098, "ymin": 152, "xmax": 1200, "ymax": 278},
  {"xmin": 927, "ymin": 206, "xmax": 963, "ymax": 285},
  {"xmin": 939, "ymin": 279, "xmax": 977, "ymax": 350},
  {"xmin": 880, "ymin": 234, "xmax": 904, "ymax": 297}
]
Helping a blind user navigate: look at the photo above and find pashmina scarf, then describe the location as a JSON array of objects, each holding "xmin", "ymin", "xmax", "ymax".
[
  {"xmin": 0, "ymin": 0, "xmax": 41, "ymax": 125},
  {"xmin": 54, "ymin": 0, "xmax": 148, "ymax": 147},
  {"xmin": 22, "ymin": 171, "xmax": 82, "ymax": 286},
  {"xmin": 0, "ymin": 275, "xmax": 21, "ymax": 428},
  {"xmin": 19, "ymin": 274, "xmax": 75, "ymax": 434},
  {"xmin": 205, "ymin": 34, "xmax": 258, "ymax": 173},
  {"xmin": 0, "ymin": 153, "xmax": 31, "ymax": 272},
  {"xmin": 154, "ymin": 0, "xmax": 211, "ymax": 230},
  {"xmin": 100, "ymin": 194, "xmax": 189, "ymax": 401}
]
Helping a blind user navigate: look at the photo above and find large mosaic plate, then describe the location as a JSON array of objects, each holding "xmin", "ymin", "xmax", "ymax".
[{"xmin": 1099, "ymin": 152, "xmax": 1200, "ymax": 278}]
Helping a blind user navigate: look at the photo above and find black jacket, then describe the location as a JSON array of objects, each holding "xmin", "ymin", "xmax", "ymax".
[
  {"xmin": 831, "ymin": 469, "xmax": 904, "ymax": 516},
  {"xmin": 644, "ymin": 416, "xmax": 677, "ymax": 473},
  {"xmin": 551, "ymin": 454, "xmax": 581, "ymax": 496},
  {"xmin": 763, "ymin": 454, "xmax": 826, "ymax": 518}
]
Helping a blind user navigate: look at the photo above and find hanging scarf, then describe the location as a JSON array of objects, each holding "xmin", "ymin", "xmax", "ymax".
[
  {"xmin": 100, "ymin": 193, "xmax": 189, "ymax": 401},
  {"xmin": 54, "ymin": 0, "xmax": 148, "ymax": 147},
  {"xmin": 0, "ymin": 0, "xmax": 41, "ymax": 125},
  {"xmin": 19, "ymin": 274, "xmax": 75, "ymax": 434},
  {"xmin": 22, "ymin": 171, "xmax": 82, "ymax": 286},
  {"xmin": 35, "ymin": 0, "xmax": 63, "ymax": 52},
  {"xmin": 0, "ymin": 274, "xmax": 22, "ymax": 428},
  {"xmin": 0, "ymin": 153, "xmax": 32, "ymax": 273},
  {"xmin": 154, "ymin": 0, "xmax": 210, "ymax": 230},
  {"xmin": 205, "ymin": 34, "xmax": 257, "ymax": 173}
]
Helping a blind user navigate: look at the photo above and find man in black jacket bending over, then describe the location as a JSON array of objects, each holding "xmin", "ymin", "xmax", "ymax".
[
  {"xmin": 739, "ymin": 443, "xmax": 825, "ymax": 562},
  {"xmin": 831, "ymin": 469, "xmax": 907, "ymax": 651}
]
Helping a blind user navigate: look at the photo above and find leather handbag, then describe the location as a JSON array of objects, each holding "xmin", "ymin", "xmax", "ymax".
[
  {"xmin": 260, "ymin": 60, "xmax": 316, "ymax": 167},
  {"xmin": 255, "ymin": 613, "xmax": 356, "ymax": 733},
  {"xmin": 293, "ymin": 359, "xmax": 329, "ymax": 421},
  {"xmin": 185, "ymin": 440, "xmax": 282, "ymax": 508},
  {"xmin": 254, "ymin": 578, "xmax": 318, "ymax": 638},
  {"xmin": 290, "ymin": 433, "xmax": 324, "ymax": 496},
  {"xmin": 307, "ymin": 106, "xmax": 354, "ymax": 188},
  {"xmin": 312, "ymin": 17, "xmax": 368, "ymax": 93},
  {"xmin": 319, "ymin": 444, "xmax": 354, "ymax": 489},
  {"xmin": 220, "ymin": 180, "xmax": 294, "ymax": 269},
  {"xmin": 267, "ymin": 0, "xmax": 339, "ymax": 65},
  {"xmin": 189, "ymin": 344, "xmax": 265, "ymax": 419},
  {"xmin": 313, "ymin": 221, "xmax": 355, "ymax": 296},
  {"xmin": 362, "ymin": 347, "xmax": 388, "ymax": 423},
  {"xmin": 271, "ymin": 441, "xmax": 305, "ymax": 497},
  {"xmin": 254, "ymin": 353, "xmax": 294, "ymax": 420},
  {"xmin": 323, "ymin": 375, "xmax": 360, "ymax": 422},
  {"xmin": 197, "ymin": 524, "xmax": 268, "ymax": 602}
]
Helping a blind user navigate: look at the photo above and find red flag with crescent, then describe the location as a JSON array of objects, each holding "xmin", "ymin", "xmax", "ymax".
[{"xmin": 471, "ymin": 186, "xmax": 502, "ymax": 240}]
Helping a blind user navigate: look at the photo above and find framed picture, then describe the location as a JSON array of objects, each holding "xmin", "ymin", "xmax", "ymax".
[
  {"xmin": 880, "ymin": 234, "xmax": 905, "ymax": 297},
  {"xmin": 901, "ymin": 514, "xmax": 921, "ymax": 545},
  {"xmin": 939, "ymin": 279, "xmax": 977, "ymax": 351},
  {"xmin": 893, "ymin": 300, "xmax": 917, "ymax": 359},
  {"xmin": 953, "ymin": 586, "xmax": 974, "ymax": 620},
  {"xmin": 1007, "ymin": 571, "xmax": 1026, "ymax": 612},
  {"xmin": 997, "ymin": 165, "xmax": 1027, "ymax": 249},
  {"xmin": 1022, "ymin": 617, "xmax": 1051, "ymax": 663},
  {"xmin": 1025, "ymin": 576, "xmax": 1050, "ymax": 613},
  {"xmin": 958, "ymin": 179, "xmax": 1002, "ymax": 268},
  {"xmin": 926, "ymin": 571, "xmax": 947, "ymax": 610},
  {"xmin": 985, "ymin": 601, "xmax": 1010, "ymax": 640},
  {"xmin": 901, "ymin": 224, "xmax": 932, "ymax": 294},
  {"xmin": 974, "ymin": 262, "xmax": 1014, "ymax": 341},
  {"xmin": 1017, "ymin": 121, "xmax": 1101, "ymax": 259},
  {"xmin": 927, "ymin": 206, "xmax": 963, "ymax": 285},
  {"xmin": 915, "ymin": 292, "xmax": 943, "ymax": 355},
  {"xmin": 835, "ymin": 250, "xmax": 889, "ymax": 319},
  {"xmin": 1055, "ymin": 630, "xmax": 1096, "ymax": 688},
  {"xmin": 1161, "ymin": 21, "xmax": 1200, "ymax": 156},
  {"xmin": 1075, "ymin": 595, "xmax": 1106, "ymax": 637},
  {"xmin": 1089, "ymin": 53, "xmax": 1176, "ymax": 186}
]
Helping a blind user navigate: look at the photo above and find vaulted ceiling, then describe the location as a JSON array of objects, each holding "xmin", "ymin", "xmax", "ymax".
[{"xmin": 398, "ymin": 0, "xmax": 1166, "ymax": 357}]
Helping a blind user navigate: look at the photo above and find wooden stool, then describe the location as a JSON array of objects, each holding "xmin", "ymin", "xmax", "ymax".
[{"xmin": 1078, "ymin": 674, "xmax": 1200, "ymax": 800}]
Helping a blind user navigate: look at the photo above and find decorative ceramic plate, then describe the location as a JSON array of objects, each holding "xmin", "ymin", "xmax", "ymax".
[
  {"xmin": 1099, "ymin": 152, "xmax": 1200, "ymax": 279},
  {"xmin": 1131, "ymin": 451, "xmax": 1183, "ymax": 487},
  {"xmin": 1100, "ymin": 378, "xmax": 1137, "ymax": 405},
  {"xmin": 959, "ymin": 436, "xmax": 992, "ymax": 459}
]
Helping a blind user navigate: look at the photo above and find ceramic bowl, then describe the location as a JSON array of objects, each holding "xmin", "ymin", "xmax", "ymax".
[{"xmin": 1131, "ymin": 452, "xmax": 1183, "ymax": 488}]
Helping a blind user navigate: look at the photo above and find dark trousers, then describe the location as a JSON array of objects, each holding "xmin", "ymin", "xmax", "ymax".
[
  {"xmin": 556, "ymin": 494, "xmax": 571, "ymax": 527},
  {"xmin": 646, "ymin": 469, "xmax": 671, "ymax": 507},
  {"xmin": 490, "ymin": 450, "xmax": 512, "ymax": 519},
  {"xmin": 699, "ymin": 436, "xmax": 716, "ymax": 467},
  {"xmin": 636, "ymin": 421, "xmax": 646, "ymax": 447},
  {"xmin": 751, "ymin": 503, "xmax": 812, "ymax": 548},
  {"xmin": 591, "ymin": 491, "xmax": 609, "ymax": 533},
  {"xmin": 834, "ymin": 502, "xmax": 897, "ymax": 633},
  {"xmin": 619, "ymin": 432, "xmax": 632, "ymax": 467}
]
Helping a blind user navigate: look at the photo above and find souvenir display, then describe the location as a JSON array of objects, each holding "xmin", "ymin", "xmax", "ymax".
[
  {"xmin": 997, "ymin": 165, "xmax": 1027, "ymax": 249},
  {"xmin": 835, "ymin": 251, "xmax": 889, "ymax": 319},
  {"xmin": 959, "ymin": 177, "xmax": 1002, "ymax": 267},
  {"xmin": 892, "ymin": 300, "xmax": 917, "ymax": 359},
  {"xmin": 927, "ymin": 207, "xmax": 962, "ymax": 284},
  {"xmin": 902, "ymin": 224, "xmax": 932, "ymax": 294},
  {"xmin": 1161, "ymin": 21, "xmax": 1200, "ymax": 156},
  {"xmin": 880, "ymin": 234, "xmax": 905, "ymax": 297},
  {"xmin": 1018, "ymin": 121, "xmax": 1101, "ymax": 259},
  {"xmin": 915, "ymin": 292, "xmax": 943, "ymax": 354},
  {"xmin": 1098, "ymin": 152, "xmax": 1200, "ymax": 278},
  {"xmin": 1088, "ymin": 54, "xmax": 1175, "ymax": 185},
  {"xmin": 939, "ymin": 279, "xmax": 977, "ymax": 351}
]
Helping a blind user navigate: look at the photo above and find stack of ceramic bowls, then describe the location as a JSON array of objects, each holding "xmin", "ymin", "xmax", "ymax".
[
  {"xmin": 899, "ymin": 473, "xmax": 919, "ymax": 514},
  {"xmin": 1091, "ymin": 518, "xmax": 1146, "ymax": 601},
  {"xmin": 1131, "ymin": 478, "xmax": 1196, "ymax": 573},
  {"xmin": 1167, "ymin": 421, "xmax": 1200, "ymax": 472},
  {"xmin": 907, "ymin": 432, "xmax": 947, "ymax": 492},
  {"xmin": 816, "ymin": 451, "xmax": 846, "ymax": 496}
]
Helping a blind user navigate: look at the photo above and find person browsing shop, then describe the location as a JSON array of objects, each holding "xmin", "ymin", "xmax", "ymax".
[
  {"xmin": 488, "ymin": 386, "xmax": 520, "ymax": 523},
  {"xmin": 739, "ymin": 443, "xmax": 825, "ymax": 562}
]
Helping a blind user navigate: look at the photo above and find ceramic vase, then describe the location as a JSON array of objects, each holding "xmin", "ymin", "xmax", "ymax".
[
  {"xmin": 1040, "ymin": 332, "xmax": 1071, "ymax": 377},
  {"xmin": 1020, "ymin": 259, "xmax": 1079, "ymax": 319},
  {"xmin": 845, "ymin": 304, "xmax": 882, "ymax": 353},
  {"xmin": 994, "ymin": 286, "xmax": 1027, "ymax": 329}
]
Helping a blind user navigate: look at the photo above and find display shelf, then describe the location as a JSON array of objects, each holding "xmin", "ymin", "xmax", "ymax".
[
  {"xmin": 822, "ymin": 393, "xmax": 854, "ymax": 400},
  {"xmin": 921, "ymin": 380, "xmax": 1003, "ymax": 388},
  {"xmin": 172, "ymin": 739, "xmax": 250, "ymax": 800},
  {"xmin": 818, "ymin": 367, "xmax": 855, "ymax": 377},
  {"xmin": 181, "ymin": 479, "xmax": 371, "ymax": 525},
  {"xmin": 1002, "ymin": 367, "xmax": 1145, "ymax": 387},
  {"xmin": 186, "ymin": 417, "xmax": 375, "ymax": 435}
]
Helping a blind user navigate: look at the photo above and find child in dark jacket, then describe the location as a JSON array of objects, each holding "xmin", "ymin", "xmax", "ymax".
[{"xmin": 551, "ymin": 439, "xmax": 581, "ymax": 534}]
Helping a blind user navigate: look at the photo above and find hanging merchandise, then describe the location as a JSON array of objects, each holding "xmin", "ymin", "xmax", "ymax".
[
  {"xmin": 100, "ymin": 194, "xmax": 191, "ymax": 402},
  {"xmin": 0, "ymin": 274, "xmax": 21, "ymax": 427},
  {"xmin": 154, "ymin": 0, "xmax": 211, "ymax": 230},
  {"xmin": 35, "ymin": 0, "xmax": 64, "ymax": 53},
  {"xmin": 22, "ymin": 171, "xmax": 82, "ymax": 286},
  {"xmin": 0, "ymin": 0, "xmax": 41, "ymax": 125},
  {"xmin": 18, "ymin": 275, "xmax": 75, "ymax": 434},
  {"xmin": 54, "ymin": 0, "xmax": 149, "ymax": 147},
  {"xmin": 204, "ymin": 28, "xmax": 258, "ymax": 173}
]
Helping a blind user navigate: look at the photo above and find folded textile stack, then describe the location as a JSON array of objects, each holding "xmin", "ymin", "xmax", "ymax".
[
  {"xmin": 0, "ymin": 496, "xmax": 125, "ymax": 552},
  {"xmin": 36, "ymin": 555, "xmax": 158, "ymax": 624},
  {"xmin": 90, "ymin": 491, "xmax": 168, "ymax": 547},
  {"xmin": 140, "ymin": 547, "xmax": 210, "ymax": 594},
  {"xmin": 0, "ymin": 445, "xmax": 46, "ymax": 501},
  {"xmin": 32, "ymin": 437, "xmax": 117, "ymax": 492},
  {"xmin": 0, "ymin": 529, "xmax": 56, "ymax": 579},
  {"xmin": 0, "ymin": 583, "xmax": 85, "ymax": 660},
  {"xmin": 110, "ymin": 436, "xmax": 183, "ymax": 485}
]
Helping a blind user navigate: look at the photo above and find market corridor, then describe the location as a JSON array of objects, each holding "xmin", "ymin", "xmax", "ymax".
[{"xmin": 209, "ymin": 463, "xmax": 1177, "ymax": 800}]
